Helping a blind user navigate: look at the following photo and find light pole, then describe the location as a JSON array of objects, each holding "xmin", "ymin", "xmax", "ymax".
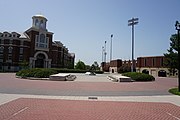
[
  {"xmin": 102, "ymin": 46, "xmax": 104, "ymax": 63},
  {"xmin": 104, "ymin": 41, "xmax": 107, "ymax": 63},
  {"xmin": 175, "ymin": 21, "xmax": 180, "ymax": 92},
  {"xmin": 110, "ymin": 34, "xmax": 113, "ymax": 62},
  {"xmin": 128, "ymin": 17, "xmax": 139, "ymax": 72}
]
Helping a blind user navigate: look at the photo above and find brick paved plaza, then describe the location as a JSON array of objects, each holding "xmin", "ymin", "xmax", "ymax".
[
  {"xmin": 0, "ymin": 98, "xmax": 180, "ymax": 120},
  {"xmin": 0, "ymin": 73, "xmax": 179, "ymax": 120}
]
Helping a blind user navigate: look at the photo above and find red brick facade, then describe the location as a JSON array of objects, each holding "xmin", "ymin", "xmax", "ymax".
[
  {"xmin": 137, "ymin": 56, "xmax": 166, "ymax": 68},
  {"xmin": 0, "ymin": 15, "xmax": 75, "ymax": 72}
]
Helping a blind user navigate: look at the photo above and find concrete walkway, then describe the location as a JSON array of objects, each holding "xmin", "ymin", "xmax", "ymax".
[{"xmin": 1, "ymin": 93, "xmax": 180, "ymax": 106}]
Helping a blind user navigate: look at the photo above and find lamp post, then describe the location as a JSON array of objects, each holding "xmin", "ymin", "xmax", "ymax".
[
  {"xmin": 104, "ymin": 41, "xmax": 107, "ymax": 63},
  {"xmin": 128, "ymin": 17, "xmax": 139, "ymax": 72},
  {"xmin": 102, "ymin": 46, "xmax": 104, "ymax": 63},
  {"xmin": 175, "ymin": 21, "xmax": 180, "ymax": 92},
  {"xmin": 110, "ymin": 34, "xmax": 113, "ymax": 62}
]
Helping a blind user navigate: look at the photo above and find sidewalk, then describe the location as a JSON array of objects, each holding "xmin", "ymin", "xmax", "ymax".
[{"xmin": 0, "ymin": 93, "xmax": 180, "ymax": 106}]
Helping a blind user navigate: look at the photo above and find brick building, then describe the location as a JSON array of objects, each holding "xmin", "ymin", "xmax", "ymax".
[
  {"xmin": 101, "ymin": 56, "xmax": 178, "ymax": 77},
  {"xmin": 136, "ymin": 56, "xmax": 177, "ymax": 77},
  {"xmin": 109, "ymin": 59, "xmax": 122, "ymax": 73},
  {"xmin": 101, "ymin": 59, "xmax": 136, "ymax": 73},
  {"xmin": 0, "ymin": 15, "xmax": 75, "ymax": 72}
]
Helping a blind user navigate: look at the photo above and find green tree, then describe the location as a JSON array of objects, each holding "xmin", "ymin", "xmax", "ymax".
[
  {"xmin": 164, "ymin": 34, "xmax": 179, "ymax": 75},
  {"xmin": 91, "ymin": 61, "xmax": 100, "ymax": 71},
  {"xmin": 75, "ymin": 60, "xmax": 86, "ymax": 70},
  {"xmin": 85, "ymin": 65, "xmax": 91, "ymax": 71}
]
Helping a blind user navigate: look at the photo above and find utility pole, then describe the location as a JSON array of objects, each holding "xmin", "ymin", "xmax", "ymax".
[{"xmin": 128, "ymin": 17, "xmax": 139, "ymax": 72}]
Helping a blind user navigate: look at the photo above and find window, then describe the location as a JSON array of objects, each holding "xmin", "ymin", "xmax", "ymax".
[
  {"xmin": 8, "ymin": 46, "xmax": 13, "ymax": 54},
  {"xmin": 19, "ymin": 55, "xmax": 23, "ymax": 61},
  {"xmin": 0, "ymin": 54, "xmax": 3, "ymax": 59},
  {"xmin": 36, "ymin": 34, "xmax": 48, "ymax": 49},
  {"xmin": 40, "ymin": 20, "xmax": 44, "ymax": 29},
  {"xmin": 20, "ymin": 48, "xmax": 23, "ymax": 54},
  {"xmin": 1, "ymin": 39, "xmax": 4, "ymax": 44},
  {"xmin": 9, "ymin": 40, "xmax": 13, "ymax": 44},
  {"xmin": 8, "ymin": 54, "xmax": 12, "ymax": 60},
  {"xmin": 39, "ymin": 44, "xmax": 44, "ymax": 48},
  {"xmin": 0, "ymin": 46, "xmax": 4, "ymax": 53},
  {"xmin": 40, "ymin": 34, "xmax": 45, "ymax": 43},
  {"xmin": 35, "ymin": 19, "xmax": 39, "ymax": 27}
]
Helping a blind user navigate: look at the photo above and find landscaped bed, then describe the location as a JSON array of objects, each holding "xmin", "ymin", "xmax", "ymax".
[
  {"xmin": 16, "ymin": 68, "xmax": 103, "ymax": 78},
  {"xmin": 122, "ymin": 72, "xmax": 155, "ymax": 81}
]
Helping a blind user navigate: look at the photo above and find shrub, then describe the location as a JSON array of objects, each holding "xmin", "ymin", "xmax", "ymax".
[
  {"xmin": 122, "ymin": 72, "xmax": 155, "ymax": 81},
  {"xmin": 169, "ymin": 88, "xmax": 180, "ymax": 96},
  {"xmin": 16, "ymin": 68, "xmax": 104, "ymax": 78},
  {"xmin": 33, "ymin": 69, "xmax": 58, "ymax": 78},
  {"xmin": 16, "ymin": 68, "xmax": 58, "ymax": 78}
]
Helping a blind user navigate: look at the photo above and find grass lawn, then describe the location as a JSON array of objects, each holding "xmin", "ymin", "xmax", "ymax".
[{"xmin": 169, "ymin": 88, "xmax": 180, "ymax": 96}]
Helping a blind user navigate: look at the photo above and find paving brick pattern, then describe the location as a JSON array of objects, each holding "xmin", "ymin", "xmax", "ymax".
[{"xmin": 0, "ymin": 98, "xmax": 180, "ymax": 120}]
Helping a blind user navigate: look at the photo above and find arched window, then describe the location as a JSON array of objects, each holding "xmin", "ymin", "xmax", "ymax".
[
  {"xmin": 35, "ymin": 19, "xmax": 39, "ymax": 27},
  {"xmin": 40, "ymin": 34, "xmax": 45, "ymax": 43},
  {"xmin": 8, "ymin": 46, "xmax": 13, "ymax": 54},
  {"xmin": 36, "ymin": 34, "xmax": 48, "ymax": 49},
  {"xmin": 40, "ymin": 20, "xmax": 44, "ymax": 29}
]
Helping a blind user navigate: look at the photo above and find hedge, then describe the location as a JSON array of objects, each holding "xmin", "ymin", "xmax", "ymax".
[
  {"xmin": 16, "ymin": 68, "xmax": 58, "ymax": 78},
  {"xmin": 122, "ymin": 72, "xmax": 155, "ymax": 81},
  {"xmin": 16, "ymin": 68, "xmax": 103, "ymax": 78}
]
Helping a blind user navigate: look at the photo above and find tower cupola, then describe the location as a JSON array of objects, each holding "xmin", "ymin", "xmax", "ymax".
[{"xmin": 32, "ymin": 14, "xmax": 47, "ymax": 30}]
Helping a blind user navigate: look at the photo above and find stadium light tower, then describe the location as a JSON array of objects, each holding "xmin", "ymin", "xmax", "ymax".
[
  {"xmin": 104, "ymin": 41, "xmax": 107, "ymax": 63},
  {"xmin": 110, "ymin": 34, "xmax": 113, "ymax": 62},
  {"xmin": 128, "ymin": 17, "xmax": 139, "ymax": 72}
]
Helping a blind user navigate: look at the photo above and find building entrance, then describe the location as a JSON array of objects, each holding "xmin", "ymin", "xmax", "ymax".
[{"xmin": 35, "ymin": 53, "xmax": 45, "ymax": 68}]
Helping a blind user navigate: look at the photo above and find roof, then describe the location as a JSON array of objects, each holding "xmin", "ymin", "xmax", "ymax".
[
  {"xmin": 32, "ymin": 14, "xmax": 47, "ymax": 21},
  {"xmin": 19, "ymin": 32, "xmax": 30, "ymax": 39},
  {"xmin": 137, "ymin": 56, "xmax": 165, "ymax": 59}
]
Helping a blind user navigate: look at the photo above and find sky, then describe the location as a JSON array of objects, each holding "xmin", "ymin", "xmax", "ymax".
[{"xmin": 0, "ymin": 0, "xmax": 180, "ymax": 65}]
